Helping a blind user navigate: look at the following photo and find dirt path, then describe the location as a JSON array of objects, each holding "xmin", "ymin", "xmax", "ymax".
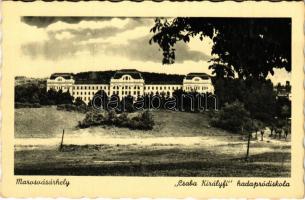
[
  {"xmin": 15, "ymin": 135, "xmax": 237, "ymax": 147},
  {"xmin": 15, "ymin": 132, "xmax": 290, "ymax": 158}
]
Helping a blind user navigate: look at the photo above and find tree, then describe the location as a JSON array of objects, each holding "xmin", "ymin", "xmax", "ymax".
[
  {"xmin": 210, "ymin": 100, "xmax": 251, "ymax": 133},
  {"xmin": 88, "ymin": 90, "xmax": 109, "ymax": 110},
  {"xmin": 74, "ymin": 97, "xmax": 86, "ymax": 106},
  {"xmin": 242, "ymin": 79, "xmax": 277, "ymax": 123},
  {"xmin": 150, "ymin": 18, "xmax": 291, "ymax": 80}
]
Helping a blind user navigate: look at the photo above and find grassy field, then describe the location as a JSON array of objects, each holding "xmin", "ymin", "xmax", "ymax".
[
  {"xmin": 14, "ymin": 107, "xmax": 291, "ymax": 177},
  {"xmin": 15, "ymin": 106, "xmax": 84, "ymax": 138}
]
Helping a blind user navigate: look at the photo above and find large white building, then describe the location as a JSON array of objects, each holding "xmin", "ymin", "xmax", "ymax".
[{"xmin": 47, "ymin": 69, "xmax": 214, "ymax": 104}]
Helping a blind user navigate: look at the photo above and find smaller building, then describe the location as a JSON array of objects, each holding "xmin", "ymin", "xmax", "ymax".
[
  {"xmin": 46, "ymin": 73, "xmax": 74, "ymax": 93},
  {"xmin": 183, "ymin": 73, "xmax": 214, "ymax": 93}
]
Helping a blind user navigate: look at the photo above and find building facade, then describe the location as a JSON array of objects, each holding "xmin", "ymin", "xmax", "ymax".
[{"xmin": 47, "ymin": 69, "xmax": 214, "ymax": 104}]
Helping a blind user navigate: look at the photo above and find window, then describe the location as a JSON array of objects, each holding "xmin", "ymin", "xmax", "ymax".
[
  {"xmin": 113, "ymin": 86, "xmax": 115, "ymax": 89},
  {"xmin": 134, "ymin": 91, "xmax": 136, "ymax": 95},
  {"xmin": 148, "ymin": 86, "xmax": 150, "ymax": 89},
  {"xmin": 84, "ymin": 97, "xmax": 86, "ymax": 100},
  {"xmin": 138, "ymin": 86, "xmax": 140, "ymax": 89},
  {"xmin": 84, "ymin": 92, "xmax": 86, "ymax": 95},
  {"xmin": 156, "ymin": 87, "xmax": 158, "ymax": 90},
  {"xmin": 160, "ymin": 86, "xmax": 162, "ymax": 90},
  {"xmin": 84, "ymin": 86, "xmax": 87, "ymax": 90},
  {"xmin": 152, "ymin": 87, "xmax": 154, "ymax": 90},
  {"xmin": 137, "ymin": 91, "xmax": 140, "ymax": 95},
  {"xmin": 125, "ymin": 86, "xmax": 128, "ymax": 89},
  {"xmin": 88, "ymin": 86, "xmax": 91, "ymax": 89},
  {"xmin": 129, "ymin": 91, "xmax": 131, "ymax": 95}
]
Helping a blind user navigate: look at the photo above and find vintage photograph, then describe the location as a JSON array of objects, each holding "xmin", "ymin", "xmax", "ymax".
[{"xmin": 13, "ymin": 16, "xmax": 292, "ymax": 177}]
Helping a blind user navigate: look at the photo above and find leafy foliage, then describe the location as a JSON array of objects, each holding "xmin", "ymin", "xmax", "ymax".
[
  {"xmin": 78, "ymin": 110, "xmax": 154, "ymax": 130},
  {"xmin": 212, "ymin": 78, "xmax": 280, "ymax": 124},
  {"xmin": 150, "ymin": 18, "xmax": 291, "ymax": 80},
  {"xmin": 15, "ymin": 83, "xmax": 74, "ymax": 107},
  {"xmin": 210, "ymin": 101, "xmax": 251, "ymax": 133}
]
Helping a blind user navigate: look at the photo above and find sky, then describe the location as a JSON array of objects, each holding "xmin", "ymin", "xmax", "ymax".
[{"xmin": 18, "ymin": 17, "xmax": 290, "ymax": 84}]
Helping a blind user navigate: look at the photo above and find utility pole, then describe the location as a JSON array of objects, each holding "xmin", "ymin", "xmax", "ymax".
[{"xmin": 59, "ymin": 129, "xmax": 65, "ymax": 151}]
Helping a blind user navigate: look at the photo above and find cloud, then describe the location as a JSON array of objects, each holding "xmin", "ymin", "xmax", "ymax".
[
  {"xmin": 97, "ymin": 35, "xmax": 211, "ymax": 63},
  {"xmin": 47, "ymin": 18, "xmax": 130, "ymax": 32},
  {"xmin": 54, "ymin": 31, "xmax": 74, "ymax": 40},
  {"xmin": 21, "ymin": 17, "xmax": 112, "ymax": 28},
  {"xmin": 21, "ymin": 17, "xmax": 211, "ymax": 63},
  {"xmin": 80, "ymin": 26, "xmax": 150, "ymax": 46}
]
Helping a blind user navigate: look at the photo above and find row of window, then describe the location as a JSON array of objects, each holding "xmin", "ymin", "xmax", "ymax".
[
  {"xmin": 73, "ymin": 85, "xmax": 108, "ymax": 90},
  {"xmin": 145, "ymin": 86, "xmax": 181, "ymax": 90},
  {"xmin": 75, "ymin": 96, "xmax": 92, "ymax": 101},
  {"xmin": 144, "ymin": 91, "xmax": 172, "ymax": 96},
  {"xmin": 112, "ymin": 85, "xmax": 142, "ymax": 90},
  {"xmin": 49, "ymin": 86, "xmax": 70, "ymax": 90},
  {"xmin": 72, "ymin": 85, "xmax": 184, "ymax": 90},
  {"xmin": 112, "ymin": 91, "xmax": 141, "ymax": 96},
  {"xmin": 72, "ymin": 91, "xmax": 110, "ymax": 96},
  {"xmin": 185, "ymin": 86, "xmax": 209, "ymax": 90}
]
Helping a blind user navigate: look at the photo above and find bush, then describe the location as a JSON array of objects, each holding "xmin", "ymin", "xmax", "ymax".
[
  {"xmin": 78, "ymin": 110, "xmax": 154, "ymax": 130},
  {"xmin": 78, "ymin": 110, "xmax": 108, "ymax": 128}
]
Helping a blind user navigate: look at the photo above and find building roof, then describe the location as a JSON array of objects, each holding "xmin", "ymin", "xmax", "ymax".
[
  {"xmin": 112, "ymin": 69, "xmax": 143, "ymax": 79},
  {"xmin": 185, "ymin": 72, "xmax": 210, "ymax": 80},
  {"xmin": 74, "ymin": 80, "xmax": 108, "ymax": 85},
  {"xmin": 74, "ymin": 71, "xmax": 115, "ymax": 85},
  {"xmin": 50, "ymin": 73, "xmax": 74, "ymax": 80},
  {"xmin": 49, "ymin": 70, "xmax": 211, "ymax": 84}
]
